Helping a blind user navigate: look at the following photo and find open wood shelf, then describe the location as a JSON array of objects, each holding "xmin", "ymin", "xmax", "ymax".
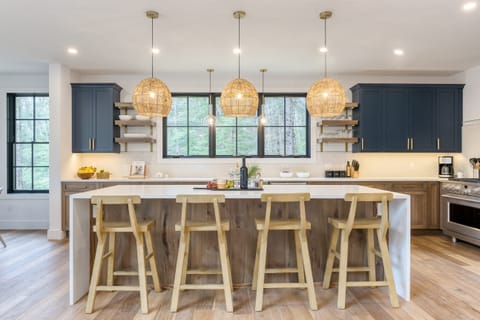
[
  {"xmin": 115, "ymin": 120, "xmax": 156, "ymax": 127},
  {"xmin": 318, "ymin": 120, "xmax": 358, "ymax": 127},
  {"xmin": 317, "ymin": 137, "xmax": 358, "ymax": 144},
  {"xmin": 345, "ymin": 102, "xmax": 359, "ymax": 109},
  {"xmin": 115, "ymin": 137, "xmax": 156, "ymax": 143},
  {"xmin": 115, "ymin": 102, "xmax": 134, "ymax": 109}
]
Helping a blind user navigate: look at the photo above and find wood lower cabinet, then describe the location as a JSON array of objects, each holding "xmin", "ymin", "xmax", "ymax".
[{"xmin": 62, "ymin": 182, "xmax": 100, "ymax": 231}]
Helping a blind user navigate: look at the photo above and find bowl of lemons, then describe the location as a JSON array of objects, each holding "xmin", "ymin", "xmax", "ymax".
[{"xmin": 77, "ymin": 166, "xmax": 96, "ymax": 179}]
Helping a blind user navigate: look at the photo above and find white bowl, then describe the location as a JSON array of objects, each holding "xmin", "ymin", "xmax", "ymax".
[
  {"xmin": 119, "ymin": 115, "xmax": 133, "ymax": 121},
  {"xmin": 135, "ymin": 115, "xmax": 150, "ymax": 120},
  {"xmin": 279, "ymin": 171, "xmax": 294, "ymax": 178},
  {"xmin": 296, "ymin": 172, "xmax": 310, "ymax": 178}
]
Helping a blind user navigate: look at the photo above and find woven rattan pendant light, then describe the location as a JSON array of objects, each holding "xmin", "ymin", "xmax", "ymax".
[
  {"xmin": 132, "ymin": 10, "xmax": 172, "ymax": 117},
  {"xmin": 220, "ymin": 11, "xmax": 259, "ymax": 117},
  {"xmin": 306, "ymin": 11, "xmax": 346, "ymax": 118}
]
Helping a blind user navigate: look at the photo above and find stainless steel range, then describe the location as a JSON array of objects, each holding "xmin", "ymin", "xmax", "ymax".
[{"xmin": 441, "ymin": 178, "xmax": 480, "ymax": 246}]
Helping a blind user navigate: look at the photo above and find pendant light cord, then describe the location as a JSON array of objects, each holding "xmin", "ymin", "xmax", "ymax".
[
  {"xmin": 237, "ymin": 15, "xmax": 241, "ymax": 79},
  {"xmin": 151, "ymin": 16, "xmax": 154, "ymax": 78},
  {"xmin": 209, "ymin": 69, "xmax": 212, "ymax": 105},
  {"xmin": 324, "ymin": 16, "xmax": 327, "ymax": 78},
  {"xmin": 261, "ymin": 70, "xmax": 265, "ymax": 106}
]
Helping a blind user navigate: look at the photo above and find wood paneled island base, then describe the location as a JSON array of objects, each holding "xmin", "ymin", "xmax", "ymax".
[{"xmin": 69, "ymin": 184, "xmax": 410, "ymax": 305}]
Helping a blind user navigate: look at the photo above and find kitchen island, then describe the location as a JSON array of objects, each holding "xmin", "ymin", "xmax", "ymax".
[{"xmin": 69, "ymin": 184, "xmax": 410, "ymax": 305}]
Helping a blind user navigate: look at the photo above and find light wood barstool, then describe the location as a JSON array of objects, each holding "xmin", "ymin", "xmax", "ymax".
[
  {"xmin": 85, "ymin": 195, "xmax": 161, "ymax": 314},
  {"xmin": 252, "ymin": 193, "xmax": 317, "ymax": 312},
  {"xmin": 323, "ymin": 192, "xmax": 399, "ymax": 309},
  {"xmin": 171, "ymin": 194, "xmax": 233, "ymax": 312}
]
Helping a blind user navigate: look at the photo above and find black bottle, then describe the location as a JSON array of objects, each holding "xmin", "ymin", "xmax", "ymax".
[{"xmin": 240, "ymin": 157, "xmax": 248, "ymax": 189}]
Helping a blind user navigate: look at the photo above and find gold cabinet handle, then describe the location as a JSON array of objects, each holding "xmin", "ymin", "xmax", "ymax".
[
  {"xmin": 437, "ymin": 138, "xmax": 440, "ymax": 150},
  {"xmin": 361, "ymin": 138, "xmax": 365, "ymax": 151},
  {"xmin": 411, "ymin": 137, "xmax": 414, "ymax": 150},
  {"xmin": 92, "ymin": 138, "xmax": 95, "ymax": 151},
  {"xmin": 407, "ymin": 138, "xmax": 410, "ymax": 150},
  {"xmin": 88, "ymin": 138, "xmax": 92, "ymax": 150}
]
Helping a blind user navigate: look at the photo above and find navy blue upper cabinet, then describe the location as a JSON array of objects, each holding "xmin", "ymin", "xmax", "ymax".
[
  {"xmin": 71, "ymin": 83, "xmax": 122, "ymax": 153},
  {"xmin": 351, "ymin": 84, "xmax": 464, "ymax": 153}
]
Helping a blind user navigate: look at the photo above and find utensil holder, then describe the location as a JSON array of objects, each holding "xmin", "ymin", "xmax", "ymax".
[{"xmin": 352, "ymin": 170, "xmax": 359, "ymax": 178}]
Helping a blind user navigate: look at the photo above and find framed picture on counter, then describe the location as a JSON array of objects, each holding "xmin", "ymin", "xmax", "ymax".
[{"xmin": 129, "ymin": 160, "xmax": 146, "ymax": 178}]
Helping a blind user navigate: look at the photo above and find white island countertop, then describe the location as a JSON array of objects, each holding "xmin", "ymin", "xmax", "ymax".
[
  {"xmin": 69, "ymin": 184, "xmax": 410, "ymax": 305},
  {"xmin": 63, "ymin": 176, "xmax": 445, "ymax": 183}
]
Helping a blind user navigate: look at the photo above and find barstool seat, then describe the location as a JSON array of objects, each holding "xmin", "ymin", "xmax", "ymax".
[
  {"xmin": 323, "ymin": 192, "xmax": 399, "ymax": 309},
  {"xmin": 252, "ymin": 193, "xmax": 317, "ymax": 312},
  {"xmin": 85, "ymin": 195, "xmax": 161, "ymax": 314}
]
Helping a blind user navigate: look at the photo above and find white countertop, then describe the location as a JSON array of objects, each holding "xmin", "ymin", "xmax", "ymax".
[
  {"xmin": 62, "ymin": 176, "xmax": 446, "ymax": 183},
  {"xmin": 71, "ymin": 184, "xmax": 409, "ymax": 200}
]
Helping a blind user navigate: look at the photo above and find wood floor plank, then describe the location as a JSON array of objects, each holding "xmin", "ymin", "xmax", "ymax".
[{"xmin": 1, "ymin": 231, "xmax": 480, "ymax": 319}]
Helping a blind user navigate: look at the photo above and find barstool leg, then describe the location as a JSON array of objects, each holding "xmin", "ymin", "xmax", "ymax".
[
  {"xmin": 337, "ymin": 231, "xmax": 349, "ymax": 309},
  {"xmin": 171, "ymin": 230, "xmax": 188, "ymax": 312},
  {"xmin": 377, "ymin": 229, "xmax": 400, "ymax": 308},
  {"xmin": 106, "ymin": 232, "xmax": 116, "ymax": 286},
  {"xmin": 145, "ymin": 231, "xmax": 161, "ymax": 292},
  {"xmin": 367, "ymin": 229, "xmax": 376, "ymax": 286},
  {"xmin": 255, "ymin": 231, "xmax": 269, "ymax": 312},
  {"xmin": 252, "ymin": 230, "xmax": 262, "ymax": 290},
  {"xmin": 218, "ymin": 230, "xmax": 233, "ymax": 312},
  {"xmin": 180, "ymin": 231, "xmax": 190, "ymax": 286},
  {"xmin": 86, "ymin": 233, "xmax": 107, "ymax": 313},
  {"xmin": 136, "ymin": 234, "xmax": 149, "ymax": 314},
  {"xmin": 299, "ymin": 230, "xmax": 318, "ymax": 310},
  {"xmin": 294, "ymin": 230, "xmax": 305, "ymax": 284},
  {"xmin": 322, "ymin": 228, "xmax": 339, "ymax": 289}
]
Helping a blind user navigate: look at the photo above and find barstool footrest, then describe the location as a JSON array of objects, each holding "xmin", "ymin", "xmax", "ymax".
[
  {"xmin": 332, "ymin": 267, "xmax": 371, "ymax": 273},
  {"xmin": 265, "ymin": 267, "xmax": 299, "ymax": 274},
  {"xmin": 180, "ymin": 284, "xmax": 225, "ymax": 290},
  {"xmin": 263, "ymin": 283, "xmax": 309, "ymax": 289},
  {"xmin": 186, "ymin": 269, "xmax": 223, "ymax": 275},
  {"xmin": 113, "ymin": 270, "xmax": 157, "ymax": 277},
  {"xmin": 96, "ymin": 285, "xmax": 141, "ymax": 291},
  {"xmin": 346, "ymin": 281, "xmax": 389, "ymax": 287}
]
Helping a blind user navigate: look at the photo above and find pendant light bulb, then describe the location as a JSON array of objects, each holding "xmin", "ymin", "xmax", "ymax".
[
  {"xmin": 259, "ymin": 68, "xmax": 267, "ymax": 125},
  {"xmin": 206, "ymin": 68, "xmax": 216, "ymax": 126}
]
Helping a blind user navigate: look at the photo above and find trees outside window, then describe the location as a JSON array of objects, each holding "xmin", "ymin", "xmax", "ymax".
[{"xmin": 163, "ymin": 93, "xmax": 309, "ymax": 158}]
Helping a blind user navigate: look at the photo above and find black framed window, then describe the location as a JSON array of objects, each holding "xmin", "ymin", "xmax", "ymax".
[
  {"xmin": 163, "ymin": 93, "xmax": 310, "ymax": 158},
  {"xmin": 7, "ymin": 93, "xmax": 49, "ymax": 193},
  {"xmin": 263, "ymin": 94, "xmax": 310, "ymax": 157}
]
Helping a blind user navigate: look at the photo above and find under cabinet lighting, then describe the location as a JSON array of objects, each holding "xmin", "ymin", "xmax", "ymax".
[
  {"xmin": 319, "ymin": 46, "xmax": 328, "ymax": 53},
  {"xmin": 67, "ymin": 48, "xmax": 78, "ymax": 55},
  {"xmin": 152, "ymin": 48, "xmax": 160, "ymax": 54},
  {"xmin": 393, "ymin": 49, "xmax": 404, "ymax": 56}
]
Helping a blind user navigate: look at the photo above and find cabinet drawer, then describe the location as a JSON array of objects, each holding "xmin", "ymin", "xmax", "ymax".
[
  {"xmin": 391, "ymin": 182, "xmax": 427, "ymax": 192},
  {"xmin": 63, "ymin": 182, "xmax": 98, "ymax": 192}
]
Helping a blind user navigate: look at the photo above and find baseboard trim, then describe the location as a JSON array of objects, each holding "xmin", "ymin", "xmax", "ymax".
[
  {"xmin": 0, "ymin": 220, "xmax": 48, "ymax": 230},
  {"xmin": 47, "ymin": 228, "xmax": 66, "ymax": 240}
]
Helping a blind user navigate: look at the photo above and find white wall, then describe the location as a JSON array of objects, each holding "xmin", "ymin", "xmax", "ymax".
[
  {"xmin": 459, "ymin": 65, "xmax": 480, "ymax": 177},
  {"xmin": 0, "ymin": 74, "xmax": 49, "ymax": 230}
]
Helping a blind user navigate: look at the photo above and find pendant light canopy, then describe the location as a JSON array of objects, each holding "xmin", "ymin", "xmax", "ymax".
[
  {"xmin": 132, "ymin": 10, "xmax": 172, "ymax": 118},
  {"xmin": 259, "ymin": 68, "xmax": 267, "ymax": 125},
  {"xmin": 206, "ymin": 68, "xmax": 216, "ymax": 126},
  {"xmin": 220, "ymin": 11, "xmax": 259, "ymax": 118},
  {"xmin": 306, "ymin": 11, "xmax": 346, "ymax": 118}
]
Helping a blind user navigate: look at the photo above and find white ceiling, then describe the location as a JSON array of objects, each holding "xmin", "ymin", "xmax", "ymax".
[{"xmin": 0, "ymin": 0, "xmax": 479, "ymax": 78}]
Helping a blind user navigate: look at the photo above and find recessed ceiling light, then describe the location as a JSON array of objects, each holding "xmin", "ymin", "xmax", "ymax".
[
  {"xmin": 393, "ymin": 49, "xmax": 404, "ymax": 56},
  {"xmin": 152, "ymin": 48, "xmax": 160, "ymax": 54},
  {"xmin": 233, "ymin": 47, "xmax": 241, "ymax": 55},
  {"xmin": 319, "ymin": 46, "xmax": 328, "ymax": 53},
  {"xmin": 67, "ymin": 47, "xmax": 78, "ymax": 55},
  {"xmin": 463, "ymin": 2, "xmax": 477, "ymax": 11}
]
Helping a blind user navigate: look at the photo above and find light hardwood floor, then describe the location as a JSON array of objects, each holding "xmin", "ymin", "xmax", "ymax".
[{"xmin": 1, "ymin": 230, "xmax": 479, "ymax": 319}]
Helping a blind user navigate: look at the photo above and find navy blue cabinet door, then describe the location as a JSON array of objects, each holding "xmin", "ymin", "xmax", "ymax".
[
  {"xmin": 71, "ymin": 83, "xmax": 121, "ymax": 153},
  {"xmin": 383, "ymin": 87, "xmax": 409, "ymax": 151},
  {"xmin": 352, "ymin": 86, "xmax": 384, "ymax": 152},
  {"xmin": 409, "ymin": 88, "xmax": 436, "ymax": 152},
  {"xmin": 72, "ymin": 86, "xmax": 94, "ymax": 152},
  {"xmin": 436, "ymin": 87, "xmax": 462, "ymax": 152}
]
